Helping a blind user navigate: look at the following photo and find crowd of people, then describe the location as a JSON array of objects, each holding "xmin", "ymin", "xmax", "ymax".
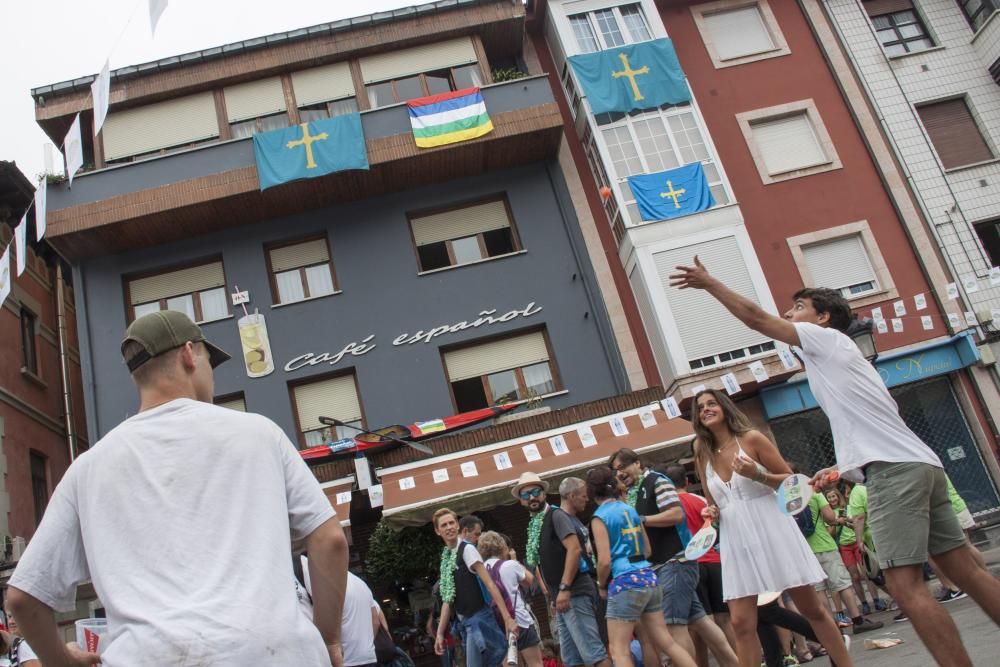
[{"xmin": 3, "ymin": 262, "xmax": 1000, "ymax": 666}]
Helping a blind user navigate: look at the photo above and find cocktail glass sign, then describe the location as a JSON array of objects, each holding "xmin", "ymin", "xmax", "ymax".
[{"xmin": 232, "ymin": 287, "xmax": 275, "ymax": 378}]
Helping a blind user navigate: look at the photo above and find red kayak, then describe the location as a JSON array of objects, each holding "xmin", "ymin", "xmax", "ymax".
[{"xmin": 300, "ymin": 403, "xmax": 519, "ymax": 463}]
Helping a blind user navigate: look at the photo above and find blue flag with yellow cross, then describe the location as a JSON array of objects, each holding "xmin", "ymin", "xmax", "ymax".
[
  {"xmin": 568, "ymin": 38, "xmax": 690, "ymax": 115},
  {"xmin": 627, "ymin": 163, "xmax": 714, "ymax": 222},
  {"xmin": 253, "ymin": 113, "xmax": 369, "ymax": 191}
]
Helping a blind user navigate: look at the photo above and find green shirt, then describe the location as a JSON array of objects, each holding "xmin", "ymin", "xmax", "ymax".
[
  {"xmin": 846, "ymin": 484, "xmax": 874, "ymax": 550},
  {"xmin": 805, "ymin": 493, "xmax": 838, "ymax": 554},
  {"xmin": 834, "ymin": 507, "xmax": 856, "ymax": 546},
  {"xmin": 946, "ymin": 475, "xmax": 967, "ymax": 515}
]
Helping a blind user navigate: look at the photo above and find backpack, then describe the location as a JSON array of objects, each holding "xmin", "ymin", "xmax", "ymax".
[
  {"xmin": 485, "ymin": 559, "xmax": 518, "ymax": 628},
  {"xmin": 795, "ymin": 503, "xmax": 817, "ymax": 537}
]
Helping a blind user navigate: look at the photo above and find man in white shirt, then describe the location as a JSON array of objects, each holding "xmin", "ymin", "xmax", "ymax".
[
  {"xmin": 670, "ymin": 257, "xmax": 1000, "ymax": 667},
  {"xmin": 7, "ymin": 310, "xmax": 349, "ymax": 666}
]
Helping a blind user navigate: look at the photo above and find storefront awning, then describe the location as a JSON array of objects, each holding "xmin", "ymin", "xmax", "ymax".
[
  {"xmin": 377, "ymin": 404, "xmax": 694, "ymax": 527},
  {"xmin": 761, "ymin": 331, "xmax": 980, "ymax": 419}
]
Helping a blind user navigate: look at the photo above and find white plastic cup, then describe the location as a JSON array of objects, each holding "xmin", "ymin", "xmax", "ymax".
[{"xmin": 75, "ymin": 618, "xmax": 108, "ymax": 654}]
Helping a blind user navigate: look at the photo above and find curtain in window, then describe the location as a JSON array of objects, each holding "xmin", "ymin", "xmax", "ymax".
[
  {"xmin": 522, "ymin": 362, "xmax": 555, "ymax": 395},
  {"xmin": 199, "ymin": 288, "xmax": 229, "ymax": 321},
  {"xmin": 276, "ymin": 271, "xmax": 306, "ymax": 303},
  {"xmin": 304, "ymin": 265, "xmax": 335, "ymax": 297}
]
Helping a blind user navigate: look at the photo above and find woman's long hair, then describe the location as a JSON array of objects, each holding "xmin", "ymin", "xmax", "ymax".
[{"xmin": 692, "ymin": 388, "xmax": 755, "ymax": 478}]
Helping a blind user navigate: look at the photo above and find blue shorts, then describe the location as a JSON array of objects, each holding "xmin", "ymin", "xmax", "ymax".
[
  {"xmin": 657, "ymin": 560, "xmax": 706, "ymax": 625},
  {"xmin": 554, "ymin": 594, "xmax": 608, "ymax": 666},
  {"xmin": 606, "ymin": 583, "xmax": 662, "ymax": 622}
]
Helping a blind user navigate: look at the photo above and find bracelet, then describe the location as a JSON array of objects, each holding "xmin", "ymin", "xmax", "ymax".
[{"xmin": 756, "ymin": 469, "xmax": 766, "ymax": 483}]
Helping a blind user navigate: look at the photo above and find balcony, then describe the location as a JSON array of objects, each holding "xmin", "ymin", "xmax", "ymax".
[{"xmin": 44, "ymin": 75, "xmax": 562, "ymax": 259}]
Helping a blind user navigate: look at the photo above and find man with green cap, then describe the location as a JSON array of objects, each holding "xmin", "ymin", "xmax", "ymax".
[{"xmin": 7, "ymin": 311, "xmax": 349, "ymax": 666}]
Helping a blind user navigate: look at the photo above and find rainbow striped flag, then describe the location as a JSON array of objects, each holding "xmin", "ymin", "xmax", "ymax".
[{"xmin": 406, "ymin": 87, "xmax": 494, "ymax": 148}]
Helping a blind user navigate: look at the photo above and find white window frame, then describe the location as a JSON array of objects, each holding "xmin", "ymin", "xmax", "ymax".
[
  {"xmin": 786, "ymin": 220, "xmax": 898, "ymax": 307},
  {"xmin": 736, "ymin": 99, "xmax": 842, "ymax": 184},
  {"xmin": 567, "ymin": 2, "xmax": 655, "ymax": 53},
  {"xmin": 690, "ymin": 0, "xmax": 790, "ymax": 69}
]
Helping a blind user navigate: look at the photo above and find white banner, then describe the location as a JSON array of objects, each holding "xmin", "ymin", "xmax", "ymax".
[
  {"xmin": 92, "ymin": 60, "xmax": 111, "ymax": 136},
  {"xmin": 64, "ymin": 114, "xmax": 84, "ymax": 186},
  {"xmin": 149, "ymin": 0, "xmax": 169, "ymax": 36},
  {"xmin": 15, "ymin": 215, "xmax": 27, "ymax": 276},
  {"xmin": 0, "ymin": 246, "xmax": 11, "ymax": 307},
  {"xmin": 34, "ymin": 178, "xmax": 47, "ymax": 241}
]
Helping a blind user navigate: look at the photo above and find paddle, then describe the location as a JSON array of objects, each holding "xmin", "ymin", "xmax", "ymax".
[
  {"xmin": 321, "ymin": 417, "xmax": 433, "ymax": 455},
  {"xmin": 776, "ymin": 471, "xmax": 840, "ymax": 516},
  {"xmin": 684, "ymin": 519, "xmax": 718, "ymax": 561}
]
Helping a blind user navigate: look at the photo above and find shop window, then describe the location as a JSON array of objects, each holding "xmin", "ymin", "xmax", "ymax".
[
  {"xmin": 866, "ymin": 2, "xmax": 934, "ymax": 56},
  {"xmin": 126, "ymin": 259, "xmax": 229, "ymax": 324},
  {"xmin": 20, "ymin": 307, "xmax": 38, "ymax": 375},
  {"xmin": 291, "ymin": 373, "xmax": 364, "ymax": 449},
  {"xmin": 917, "ymin": 97, "xmax": 995, "ymax": 170},
  {"xmin": 691, "ymin": 0, "xmax": 789, "ymax": 68},
  {"xmin": 568, "ymin": 4, "xmax": 652, "ymax": 53},
  {"xmin": 30, "ymin": 451, "xmax": 48, "ymax": 528},
  {"xmin": 266, "ymin": 236, "xmax": 338, "ymax": 305},
  {"xmin": 957, "ymin": 0, "xmax": 998, "ymax": 31},
  {"xmin": 737, "ymin": 99, "xmax": 841, "ymax": 184},
  {"xmin": 444, "ymin": 330, "xmax": 560, "ymax": 412},
  {"xmin": 214, "ymin": 393, "xmax": 247, "ymax": 412},
  {"xmin": 410, "ymin": 198, "xmax": 521, "ymax": 272}
]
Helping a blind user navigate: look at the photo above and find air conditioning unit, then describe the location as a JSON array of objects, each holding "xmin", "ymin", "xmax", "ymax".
[{"xmin": 11, "ymin": 537, "xmax": 25, "ymax": 561}]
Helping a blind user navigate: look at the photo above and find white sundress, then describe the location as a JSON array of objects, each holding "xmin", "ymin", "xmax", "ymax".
[{"xmin": 706, "ymin": 440, "xmax": 825, "ymax": 601}]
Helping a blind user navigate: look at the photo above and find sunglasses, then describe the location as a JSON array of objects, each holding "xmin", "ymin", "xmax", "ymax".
[{"xmin": 519, "ymin": 487, "xmax": 544, "ymax": 500}]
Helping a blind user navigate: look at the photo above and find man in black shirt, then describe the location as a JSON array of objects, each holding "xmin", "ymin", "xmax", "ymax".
[{"xmin": 513, "ymin": 472, "xmax": 609, "ymax": 667}]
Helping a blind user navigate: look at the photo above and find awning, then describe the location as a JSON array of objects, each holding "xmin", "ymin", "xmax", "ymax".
[
  {"xmin": 761, "ymin": 331, "xmax": 980, "ymax": 419},
  {"xmin": 320, "ymin": 475, "xmax": 355, "ymax": 527},
  {"xmin": 377, "ymin": 404, "xmax": 694, "ymax": 527}
]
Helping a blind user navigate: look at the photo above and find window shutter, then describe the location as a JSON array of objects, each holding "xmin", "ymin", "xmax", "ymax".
[
  {"xmin": 360, "ymin": 37, "xmax": 478, "ymax": 83},
  {"xmin": 224, "ymin": 77, "xmax": 288, "ymax": 122},
  {"xmin": 802, "ymin": 236, "xmax": 876, "ymax": 290},
  {"xmin": 751, "ymin": 113, "xmax": 828, "ymax": 174},
  {"xmin": 291, "ymin": 63, "xmax": 356, "ymax": 106},
  {"xmin": 129, "ymin": 261, "xmax": 226, "ymax": 305},
  {"xmin": 918, "ymin": 99, "xmax": 994, "ymax": 170},
  {"xmin": 216, "ymin": 395, "xmax": 246, "ymax": 411},
  {"xmin": 444, "ymin": 332, "xmax": 550, "ymax": 381},
  {"xmin": 652, "ymin": 237, "xmax": 768, "ymax": 361},
  {"xmin": 863, "ymin": 0, "xmax": 914, "ymax": 17},
  {"xmin": 704, "ymin": 6, "xmax": 775, "ymax": 60},
  {"xmin": 411, "ymin": 200, "xmax": 511, "ymax": 246},
  {"xmin": 270, "ymin": 239, "xmax": 331, "ymax": 273},
  {"xmin": 103, "ymin": 93, "xmax": 219, "ymax": 160},
  {"xmin": 294, "ymin": 375, "xmax": 362, "ymax": 433}
]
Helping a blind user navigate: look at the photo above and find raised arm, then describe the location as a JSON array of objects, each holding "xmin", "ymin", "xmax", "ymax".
[
  {"xmin": 306, "ymin": 517, "xmax": 350, "ymax": 667},
  {"xmin": 670, "ymin": 256, "xmax": 800, "ymax": 347}
]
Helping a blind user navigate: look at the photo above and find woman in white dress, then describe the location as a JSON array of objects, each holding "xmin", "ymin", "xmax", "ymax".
[{"xmin": 693, "ymin": 389, "xmax": 853, "ymax": 667}]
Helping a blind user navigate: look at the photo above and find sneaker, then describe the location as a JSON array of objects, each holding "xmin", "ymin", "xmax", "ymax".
[
  {"xmin": 862, "ymin": 601, "xmax": 872, "ymax": 615},
  {"xmin": 843, "ymin": 634, "xmax": 852, "ymax": 652},
  {"xmin": 783, "ymin": 656, "xmax": 800, "ymax": 666},
  {"xmin": 835, "ymin": 612, "xmax": 852, "ymax": 628},
  {"xmin": 939, "ymin": 589, "xmax": 968, "ymax": 603},
  {"xmin": 874, "ymin": 598, "xmax": 890, "ymax": 612},
  {"xmin": 893, "ymin": 611, "xmax": 909, "ymax": 623},
  {"xmin": 852, "ymin": 617, "xmax": 884, "ymax": 635}
]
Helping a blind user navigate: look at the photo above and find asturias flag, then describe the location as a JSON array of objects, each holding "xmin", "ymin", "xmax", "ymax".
[
  {"xmin": 253, "ymin": 113, "xmax": 369, "ymax": 191},
  {"xmin": 626, "ymin": 163, "xmax": 715, "ymax": 222},
  {"xmin": 407, "ymin": 87, "xmax": 493, "ymax": 148},
  {"xmin": 568, "ymin": 38, "xmax": 690, "ymax": 115}
]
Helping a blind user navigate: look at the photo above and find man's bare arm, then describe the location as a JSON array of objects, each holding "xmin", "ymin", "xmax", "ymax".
[
  {"xmin": 306, "ymin": 517, "xmax": 350, "ymax": 667},
  {"xmin": 670, "ymin": 256, "xmax": 800, "ymax": 347},
  {"xmin": 6, "ymin": 587, "xmax": 99, "ymax": 667}
]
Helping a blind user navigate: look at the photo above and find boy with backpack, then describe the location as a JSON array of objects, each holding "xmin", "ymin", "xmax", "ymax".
[{"xmin": 478, "ymin": 531, "xmax": 544, "ymax": 667}]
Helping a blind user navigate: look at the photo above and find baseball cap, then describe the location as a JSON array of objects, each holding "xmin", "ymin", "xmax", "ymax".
[{"xmin": 121, "ymin": 310, "xmax": 231, "ymax": 372}]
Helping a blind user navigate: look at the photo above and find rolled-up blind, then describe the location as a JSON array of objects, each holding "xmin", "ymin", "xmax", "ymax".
[
  {"xmin": 917, "ymin": 99, "xmax": 994, "ymax": 170},
  {"xmin": 653, "ymin": 236, "xmax": 768, "ymax": 361},
  {"xmin": 703, "ymin": 5, "xmax": 774, "ymax": 60},
  {"xmin": 224, "ymin": 77, "xmax": 287, "ymax": 122},
  {"xmin": 291, "ymin": 63, "xmax": 355, "ymax": 106},
  {"xmin": 411, "ymin": 200, "xmax": 511, "ymax": 246},
  {"xmin": 802, "ymin": 236, "xmax": 876, "ymax": 290},
  {"xmin": 294, "ymin": 375, "xmax": 362, "ymax": 433},
  {"xmin": 360, "ymin": 37, "xmax": 477, "ymax": 83},
  {"xmin": 444, "ymin": 331, "xmax": 549, "ymax": 381},
  {"xmin": 129, "ymin": 261, "xmax": 226, "ymax": 305},
  {"xmin": 751, "ymin": 113, "xmax": 827, "ymax": 175},
  {"xmin": 270, "ymin": 238, "xmax": 331, "ymax": 272},
  {"xmin": 863, "ymin": 0, "xmax": 914, "ymax": 16},
  {"xmin": 215, "ymin": 395, "xmax": 246, "ymax": 411},
  {"xmin": 103, "ymin": 92, "xmax": 219, "ymax": 160}
]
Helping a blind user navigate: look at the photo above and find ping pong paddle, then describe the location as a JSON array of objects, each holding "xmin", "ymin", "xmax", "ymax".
[{"xmin": 684, "ymin": 520, "xmax": 718, "ymax": 560}]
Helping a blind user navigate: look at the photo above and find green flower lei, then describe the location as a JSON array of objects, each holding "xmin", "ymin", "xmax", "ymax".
[
  {"xmin": 439, "ymin": 544, "xmax": 459, "ymax": 604},
  {"xmin": 626, "ymin": 481, "xmax": 640, "ymax": 508},
  {"xmin": 525, "ymin": 507, "xmax": 550, "ymax": 569}
]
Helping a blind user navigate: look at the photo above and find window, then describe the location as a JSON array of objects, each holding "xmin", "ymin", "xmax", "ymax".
[
  {"xmin": 652, "ymin": 235, "xmax": 771, "ymax": 369},
  {"xmin": 266, "ymin": 236, "xmax": 338, "ymax": 304},
  {"xmin": 126, "ymin": 259, "xmax": 229, "ymax": 323},
  {"xmin": 867, "ymin": 2, "xmax": 934, "ymax": 56},
  {"xmin": 214, "ymin": 393, "xmax": 247, "ymax": 411},
  {"xmin": 291, "ymin": 373, "xmax": 363, "ymax": 448},
  {"xmin": 917, "ymin": 98, "xmax": 995, "ymax": 170},
  {"xmin": 737, "ymin": 100, "xmax": 841, "ymax": 184},
  {"xmin": 410, "ymin": 198, "xmax": 521, "ymax": 272},
  {"xmin": 443, "ymin": 330, "xmax": 559, "ymax": 411},
  {"xmin": 957, "ymin": 0, "xmax": 998, "ymax": 31},
  {"xmin": 103, "ymin": 92, "xmax": 220, "ymax": 163},
  {"xmin": 224, "ymin": 78, "xmax": 289, "ymax": 138},
  {"xmin": 30, "ymin": 451, "xmax": 48, "ymax": 528},
  {"xmin": 594, "ymin": 104, "xmax": 730, "ymax": 225},
  {"xmin": 359, "ymin": 38, "xmax": 481, "ymax": 108},
  {"xmin": 291, "ymin": 62, "xmax": 358, "ymax": 122},
  {"xmin": 975, "ymin": 219, "xmax": 1000, "ymax": 266},
  {"xmin": 691, "ymin": 0, "xmax": 790, "ymax": 68},
  {"xmin": 568, "ymin": 3, "xmax": 653, "ymax": 53},
  {"xmin": 297, "ymin": 98, "xmax": 359, "ymax": 122},
  {"xmin": 802, "ymin": 236, "xmax": 880, "ymax": 298},
  {"xmin": 20, "ymin": 308, "xmax": 38, "ymax": 375}
]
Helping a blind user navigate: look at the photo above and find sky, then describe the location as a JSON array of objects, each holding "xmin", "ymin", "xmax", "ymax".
[{"xmin": 0, "ymin": 0, "xmax": 419, "ymax": 182}]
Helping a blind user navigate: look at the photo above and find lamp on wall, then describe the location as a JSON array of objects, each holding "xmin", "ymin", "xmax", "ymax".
[{"xmin": 846, "ymin": 316, "xmax": 878, "ymax": 364}]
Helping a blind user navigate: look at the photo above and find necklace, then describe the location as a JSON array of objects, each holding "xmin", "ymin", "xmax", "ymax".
[
  {"xmin": 525, "ymin": 506, "xmax": 551, "ymax": 569},
  {"xmin": 439, "ymin": 544, "xmax": 459, "ymax": 604},
  {"xmin": 713, "ymin": 437, "xmax": 736, "ymax": 455}
]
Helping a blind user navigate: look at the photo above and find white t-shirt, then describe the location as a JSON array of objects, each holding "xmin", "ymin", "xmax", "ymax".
[
  {"xmin": 9, "ymin": 399, "xmax": 337, "ymax": 666},
  {"xmin": 458, "ymin": 542, "xmax": 483, "ymax": 572},
  {"xmin": 342, "ymin": 573, "xmax": 379, "ymax": 667},
  {"xmin": 794, "ymin": 322, "xmax": 941, "ymax": 477},
  {"xmin": 484, "ymin": 559, "xmax": 532, "ymax": 628}
]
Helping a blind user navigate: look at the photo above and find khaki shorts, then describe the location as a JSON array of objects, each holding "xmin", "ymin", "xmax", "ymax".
[
  {"xmin": 957, "ymin": 507, "xmax": 975, "ymax": 530},
  {"xmin": 866, "ymin": 462, "xmax": 967, "ymax": 569},
  {"xmin": 813, "ymin": 550, "xmax": 853, "ymax": 593}
]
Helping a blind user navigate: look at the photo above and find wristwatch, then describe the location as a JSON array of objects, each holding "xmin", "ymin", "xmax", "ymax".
[{"xmin": 558, "ymin": 583, "xmax": 571, "ymax": 592}]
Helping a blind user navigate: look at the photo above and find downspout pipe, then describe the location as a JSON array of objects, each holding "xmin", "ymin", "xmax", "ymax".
[{"xmin": 55, "ymin": 262, "xmax": 76, "ymax": 463}]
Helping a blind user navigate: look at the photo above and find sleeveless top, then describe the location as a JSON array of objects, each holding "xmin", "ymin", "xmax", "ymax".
[
  {"xmin": 705, "ymin": 438, "xmax": 772, "ymax": 509},
  {"xmin": 593, "ymin": 499, "xmax": 651, "ymax": 579}
]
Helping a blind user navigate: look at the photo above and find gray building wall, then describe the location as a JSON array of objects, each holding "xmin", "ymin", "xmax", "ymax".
[{"xmin": 75, "ymin": 161, "xmax": 627, "ymax": 442}]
